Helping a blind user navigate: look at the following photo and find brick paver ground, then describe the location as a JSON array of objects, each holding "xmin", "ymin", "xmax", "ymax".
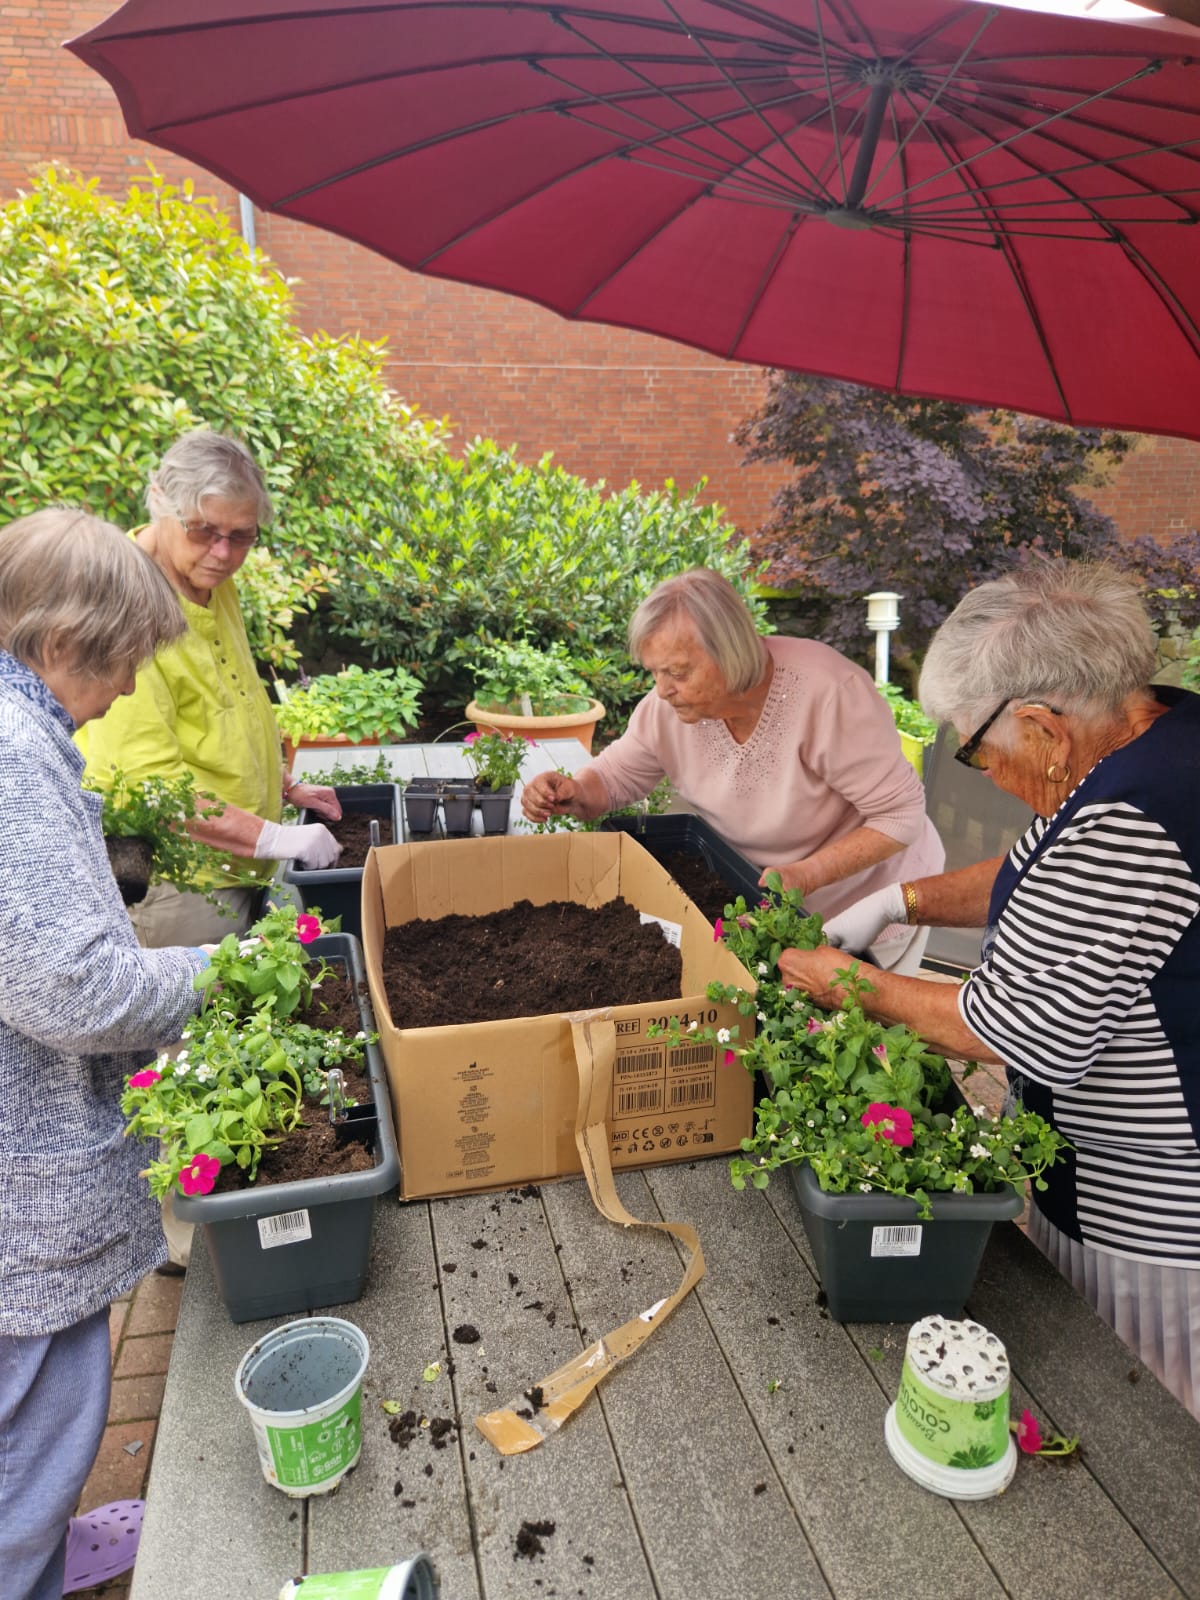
[{"xmin": 72, "ymin": 1272, "xmax": 182, "ymax": 1599}]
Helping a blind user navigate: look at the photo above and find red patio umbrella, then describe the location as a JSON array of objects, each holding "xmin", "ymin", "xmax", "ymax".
[{"xmin": 68, "ymin": 1, "xmax": 1200, "ymax": 439}]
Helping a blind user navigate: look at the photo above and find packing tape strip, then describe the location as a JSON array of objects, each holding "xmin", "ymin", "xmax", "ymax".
[{"xmin": 474, "ymin": 1009, "xmax": 706, "ymax": 1455}]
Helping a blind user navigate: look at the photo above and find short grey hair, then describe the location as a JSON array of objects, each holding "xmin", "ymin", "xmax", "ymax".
[
  {"xmin": 146, "ymin": 429, "xmax": 274, "ymax": 528},
  {"xmin": 628, "ymin": 569, "xmax": 767, "ymax": 694},
  {"xmin": 920, "ymin": 560, "xmax": 1158, "ymax": 732},
  {"xmin": 0, "ymin": 508, "xmax": 185, "ymax": 678}
]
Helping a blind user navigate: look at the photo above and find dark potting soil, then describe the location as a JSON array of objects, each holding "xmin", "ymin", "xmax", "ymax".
[
  {"xmin": 327, "ymin": 811, "xmax": 394, "ymax": 868},
  {"xmin": 379, "ymin": 897, "xmax": 683, "ymax": 1029},
  {"xmin": 660, "ymin": 849, "xmax": 747, "ymax": 923},
  {"xmin": 211, "ymin": 968, "xmax": 377, "ymax": 1191}
]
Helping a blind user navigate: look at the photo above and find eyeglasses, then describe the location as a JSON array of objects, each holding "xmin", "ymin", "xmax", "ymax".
[
  {"xmin": 954, "ymin": 700, "xmax": 1010, "ymax": 769},
  {"xmin": 954, "ymin": 699, "xmax": 1063, "ymax": 769},
  {"xmin": 181, "ymin": 520, "xmax": 258, "ymax": 551}
]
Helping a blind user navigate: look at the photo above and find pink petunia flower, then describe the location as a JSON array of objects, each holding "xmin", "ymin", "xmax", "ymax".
[
  {"xmin": 871, "ymin": 1043, "xmax": 889, "ymax": 1063},
  {"xmin": 1015, "ymin": 1409, "xmax": 1044, "ymax": 1454},
  {"xmin": 736, "ymin": 915, "xmax": 752, "ymax": 929},
  {"xmin": 758, "ymin": 898, "xmax": 771, "ymax": 909},
  {"xmin": 861, "ymin": 1102, "xmax": 914, "ymax": 1148},
  {"xmin": 464, "ymin": 730, "xmax": 479, "ymax": 744},
  {"xmin": 178, "ymin": 1153, "xmax": 222, "ymax": 1197},
  {"xmin": 295, "ymin": 914, "xmax": 322, "ymax": 945},
  {"xmin": 712, "ymin": 917, "xmax": 724, "ymax": 941},
  {"xmin": 128, "ymin": 1068, "xmax": 162, "ymax": 1089},
  {"xmin": 806, "ymin": 1017, "xmax": 828, "ymax": 1035},
  {"xmin": 723, "ymin": 1049, "xmax": 737, "ymax": 1067}
]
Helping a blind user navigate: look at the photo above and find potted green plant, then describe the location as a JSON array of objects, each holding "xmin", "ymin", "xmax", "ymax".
[
  {"xmin": 462, "ymin": 727, "xmax": 529, "ymax": 834},
  {"xmin": 656, "ymin": 877, "xmax": 1068, "ymax": 1322},
  {"xmin": 85, "ymin": 767, "xmax": 231, "ymax": 905},
  {"xmin": 274, "ymin": 664, "xmax": 423, "ymax": 763},
  {"xmin": 466, "ymin": 637, "xmax": 605, "ymax": 751},
  {"xmin": 120, "ymin": 906, "xmax": 399, "ymax": 1322},
  {"xmin": 878, "ymin": 683, "xmax": 938, "ymax": 779}
]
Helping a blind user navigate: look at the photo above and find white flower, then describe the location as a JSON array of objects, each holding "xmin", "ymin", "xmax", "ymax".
[
  {"xmin": 180, "ymin": 1030, "xmax": 191, "ymax": 1041},
  {"xmin": 174, "ymin": 1061, "xmax": 191, "ymax": 1077},
  {"xmin": 969, "ymin": 1143, "xmax": 988, "ymax": 1160},
  {"xmin": 757, "ymin": 962, "xmax": 769, "ymax": 975},
  {"xmin": 717, "ymin": 1028, "xmax": 731, "ymax": 1044},
  {"xmin": 973, "ymin": 1104, "xmax": 988, "ymax": 1117},
  {"xmin": 355, "ymin": 1031, "xmax": 366, "ymax": 1042},
  {"xmin": 791, "ymin": 1136, "xmax": 801, "ymax": 1146},
  {"xmin": 175, "ymin": 1050, "xmax": 189, "ymax": 1064},
  {"xmin": 859, "ymin": 1183, "xmax": 872, "ymax": 1193},
  {"xmin": 806, "ymin": 1119, "xmax": 815, "ymax": 1128},
  {"xmin": 687, "ymin": 1020, "xmax": 698, "ymax": 1033},
  {"xmin": 195, "ymin": 1066, "xmax": 213, "ymax": 1084},
  {"xmin": 757, "ymin": 1011, "xmax": 767, "ymax": 1023}
]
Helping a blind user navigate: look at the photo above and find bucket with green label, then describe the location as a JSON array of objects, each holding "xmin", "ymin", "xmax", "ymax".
[
  {"xmin": 278, "ymin": 1555, "xmax": 439, "ymax": 1600},
  {"xmin": 235, "ymin": 1316, "xmax": 369, "ymax": 1498},
  {"xmin": 884, "ymin": 1315, "xmax": 1017, "ymax": 1499}
]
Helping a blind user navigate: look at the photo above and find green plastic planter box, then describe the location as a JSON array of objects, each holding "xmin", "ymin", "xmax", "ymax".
[
  {"xmin": 174, "ymin": 933, "xmax": 400, "ymax": 1323},
  {"xmin": 788, "ymin": 1160, "xmax": 1022, "ymax": 1323},
  {"xmin": 283, "ymin": 783, "xmax": 401, "ymax": 941}
]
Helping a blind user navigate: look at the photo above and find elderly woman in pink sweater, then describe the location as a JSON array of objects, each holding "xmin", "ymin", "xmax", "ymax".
[{"xmin": 521, "ymin": 568, "xmax": 944, "ymax": 973}]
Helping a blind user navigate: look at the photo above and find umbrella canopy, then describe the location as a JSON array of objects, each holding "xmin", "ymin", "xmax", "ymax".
[{"xmin": 69, "ymin": 1, "xmax": 1200, "ymax": 439}]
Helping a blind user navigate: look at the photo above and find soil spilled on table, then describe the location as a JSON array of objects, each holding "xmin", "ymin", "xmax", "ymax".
[
  {"xmin": 326, "ymin": 811, "xmax": 394, "ymax": 868},
  {"xmin": 379, "ymin": 897, "xmax": 683, "ymax": 1028},
  {"xmin": 211, "ymin": 966, "xmax": 377, "ymax": 1191}
]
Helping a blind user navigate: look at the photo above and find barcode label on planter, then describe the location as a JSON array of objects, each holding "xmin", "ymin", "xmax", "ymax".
[
  {"xmin": 870, "ymin": 1224, "xmax": 922, "ymax": 1258},
  {"xmin": 258, "ymin": 1209, "xmax": 312, "ymax": 1249}
]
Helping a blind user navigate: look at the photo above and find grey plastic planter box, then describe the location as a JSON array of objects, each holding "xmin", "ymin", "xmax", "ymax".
[
  {"xmin": 788, "ymin": 1159, "xmax": 1022, "ymax": 1323},
  {"xmin": 601, "ymin": 813, "xmax": 761, "ymax": 906},
  {"xmin": 283, "ymin": 783, "xmax": 401, "ymax": 941},
  {"xmin": 174, "ymin": 933, "xmax": 400, "ymax": 1323}
]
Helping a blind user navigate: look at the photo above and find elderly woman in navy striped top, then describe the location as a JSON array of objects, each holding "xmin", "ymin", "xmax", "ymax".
[{"xmin": 779, "ymin": 561, "xmax": 1200, "ymax": 1419}]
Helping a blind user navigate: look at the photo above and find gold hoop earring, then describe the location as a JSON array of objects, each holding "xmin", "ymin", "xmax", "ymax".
[{"xmin": 1046, "ymin": 762, "xmax": 1071, "ymax": 785}]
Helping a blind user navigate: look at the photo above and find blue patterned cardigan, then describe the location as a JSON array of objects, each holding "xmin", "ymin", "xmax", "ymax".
[{"xmin": 0, "ymin": 654, "xmax": 205, "ymax": 1336}]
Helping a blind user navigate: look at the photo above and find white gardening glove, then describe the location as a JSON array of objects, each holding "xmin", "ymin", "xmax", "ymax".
[
  {"xmin": 254, "ymin": 819, "xmax": 343, "ymax": 869},
  {"xmin": 821, "ymin": 882, "xmax": 907, "ymax": 953}
]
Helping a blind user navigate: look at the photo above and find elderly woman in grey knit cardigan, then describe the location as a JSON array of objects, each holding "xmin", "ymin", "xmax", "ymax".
[{"xmin": 0, "ymin": 510, "xmax": 208, "ymax": 1600}]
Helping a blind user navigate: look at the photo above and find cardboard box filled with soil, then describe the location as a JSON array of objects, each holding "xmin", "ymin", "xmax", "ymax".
[{"xmin": 362, "ymin": 833, "xmax": 756, "ymax": 1199}]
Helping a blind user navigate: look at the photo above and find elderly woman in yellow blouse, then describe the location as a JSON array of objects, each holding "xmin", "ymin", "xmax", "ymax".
[{"xmin": 81, "ymin": 430, "xmax": 342, "ymax": 946}]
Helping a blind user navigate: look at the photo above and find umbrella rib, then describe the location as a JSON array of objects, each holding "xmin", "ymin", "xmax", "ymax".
[
  {"xmin": 894, "ymin": 59, "xmax": 1165, "ymax": 206},
  {"xmin": 812, "ymin": 0, "xmax": 848, "ymax": 200},
  {"xmin": 862, "ymin": 5, "xmax": 1000, "ymax": 208},
  {"xmin": 633, "ymin": 0, "xmax": 837, "ymax": 200},
  {"xmin": 723, "ymin": 213, "xmax": 805, "ymax": 358},
  {"xmin": 892, "ymin": 97, "xmax": 912, "ymax": 394},
  {"xmin": 924, "ymin": 117, "xmax": 1073, "ymax": 417}
]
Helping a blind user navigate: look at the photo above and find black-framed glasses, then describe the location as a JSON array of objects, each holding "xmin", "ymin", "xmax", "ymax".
[
  {"xmin": 954, "ymin": 700, "xmax": 1009, "ymax": 769},
  {"xmin": 182, "ymin": 520, "xmax": 258, "ymax": 551}
]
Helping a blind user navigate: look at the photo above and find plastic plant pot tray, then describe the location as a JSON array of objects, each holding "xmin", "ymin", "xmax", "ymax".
[
  {"xmin": 283, "ymin": 784, "xmax": 402, "ymax": 941},
  {"xmin": 600, "ymin": 813, "xmax": 761, "ymax": 906},
  {"xmin": 173, "ymin": 933, "xmax": 400, "ymax": 1323}
]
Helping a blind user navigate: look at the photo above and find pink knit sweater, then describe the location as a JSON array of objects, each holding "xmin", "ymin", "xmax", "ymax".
[{"xmin": 588, "ymin": 636, "xmax": 944, "ymax": 930}]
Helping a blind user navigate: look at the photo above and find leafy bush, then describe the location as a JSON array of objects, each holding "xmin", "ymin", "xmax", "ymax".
[
  {"xmin": 318, "ymin": 440, "xmax": 764, "ymax": 720},
  {"xmin": 737, "ymin": 373, "xmax": 1133, "ymax": 667},
  {"xmin": 0, "ymin": 165, "xmax": 447, "ymax": 666}
]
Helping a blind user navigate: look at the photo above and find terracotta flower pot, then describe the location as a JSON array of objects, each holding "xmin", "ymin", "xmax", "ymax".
[{"xmin": 465, "ymin": 697, "xmax": 605, "ymax": 753}]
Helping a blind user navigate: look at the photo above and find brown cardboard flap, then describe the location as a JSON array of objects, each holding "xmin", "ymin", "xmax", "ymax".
[{"xmin": 475, "ymin": 1008, "xmax": 705, "ymax": 1455}]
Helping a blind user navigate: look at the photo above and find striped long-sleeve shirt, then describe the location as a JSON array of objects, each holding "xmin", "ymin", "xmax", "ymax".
[{"xmin": 960, "ymin": 687, "xmax": 1200, "ymax": 1268}]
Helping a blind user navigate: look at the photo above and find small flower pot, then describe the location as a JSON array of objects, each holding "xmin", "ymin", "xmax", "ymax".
[
  {"xmin": 465, "ymin": 696, "xmax": 605, "ymax": 753},
  {"xmin": 402, "ymin": 776, "xmax": 442, "ymax": 836},
  {"xmin": 104, "ymin": 835, "xmax": 154, "ymax": 905},
  {"xmin": 439, "ymin": 778, "xmax": 475, "ymax": 837},
  {"xmin": 284, "ymin": 783, "xmax": 401, "ymax": 941},
  {"xmin": 474, "ymin": 783, "xmax": 514, "ymax": 836}
]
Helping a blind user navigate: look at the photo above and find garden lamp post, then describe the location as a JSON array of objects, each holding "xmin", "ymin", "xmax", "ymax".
[{"xmin": 865, "ymin": 592, "xmax": 901, "ymax": 687}]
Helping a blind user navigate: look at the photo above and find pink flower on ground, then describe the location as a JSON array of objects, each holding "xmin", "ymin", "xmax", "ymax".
[
  {"xmin": 1015, "ymin": 1409, "xmax": 1044, "ymax": 1454},
  {"xmin": 861, "ymin": 1102, "xmax": 914, "ymax": 1148},
  {"xmin": 295, "ymin": 914, "xmax": 322, "ymax": 945},
  {"xmin": 464, "ymin": 730, "xmax": 479, "ymax": 744},
  {"xmin": 723, "ymin": 1049, "xmax": 737, "ymax": 1067},
  {"xmin": 871, "ymin": 1043, "xmax": 889, "ymax": 1063},
  {"xmin": 712, "ymin": 917, "xmax": 724, "ymax": 941},
  {"xmin": 128, "ymin": 1068, "xmax": 162, "ymax": 1089},
  {"xmin": 178, "ymin": 1153, "xmax": 222, "ymax": 1196}
]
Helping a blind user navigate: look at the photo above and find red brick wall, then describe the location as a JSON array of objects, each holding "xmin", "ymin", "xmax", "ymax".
[{"xmin": 3, "ymin": 4, "xmax": 1198, "ymax": 548}]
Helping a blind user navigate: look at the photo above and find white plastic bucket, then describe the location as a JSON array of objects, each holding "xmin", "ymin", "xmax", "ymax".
[
  {"xmin": 278, "ymin": 1556, "xmax": 439, "ymax": 1600},
  {"xmin": 884, "ymin": 1315, "xmax": 1017, "ymax": 1500},
  {"xmin": 235, "ymin": 1316, "xmax": 369, "ymax": 1498}
]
